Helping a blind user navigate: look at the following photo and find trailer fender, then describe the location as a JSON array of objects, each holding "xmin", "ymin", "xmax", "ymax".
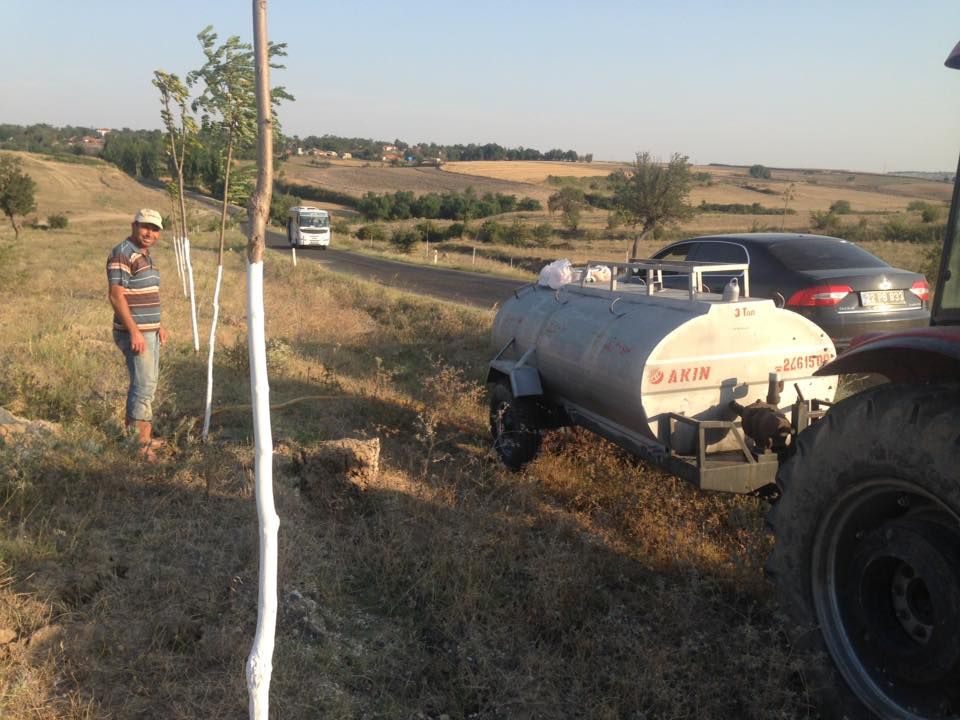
[
  {"xmin": 487, "ymin": 361, "xmax": 544, "ymax": 398},
  {"xmin": 815, "ymin": 326, "xmax": 960, "ymax": 382}
]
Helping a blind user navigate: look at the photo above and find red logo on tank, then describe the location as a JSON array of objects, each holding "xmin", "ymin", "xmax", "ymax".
[{"xmin": 649, "ymin": 368, "xmax": 664, "ymax": 384}]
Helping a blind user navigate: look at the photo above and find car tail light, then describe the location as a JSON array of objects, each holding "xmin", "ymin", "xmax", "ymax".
[
  {"xmin": 786, "ymin": 285, "xmax": 853, "ymax": 307},
  {"xmin": 909, "ymin": 279, "xmax": 930, "ymax": 302}
]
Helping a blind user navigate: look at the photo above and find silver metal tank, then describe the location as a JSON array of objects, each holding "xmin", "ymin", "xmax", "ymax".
[{"xmin": 492, "ymin": 274, "xmax": 837, "ymax": 454}]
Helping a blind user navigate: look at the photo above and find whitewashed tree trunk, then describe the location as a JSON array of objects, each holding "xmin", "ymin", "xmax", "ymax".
[
  {"xmin": 202, "ymin": 137, "xmax": 235, "ymax": 440},
  {"xmin": 183, "ymin": 238, "xmax": 200, "ymax": 351},
  {"xmin": 172, "ymin": 230, "xmax": 184, "ymax": 284},
  {"xmin": 178, "ymin": 237, "xmax": 189, "ymax": 297},
  {"xmin": 246, "ymin": 2, "xmax": 278, "ymax": 718},
  {"xmin": 201, "ymin": 263, "xmax": 224, "ymax": 439}
]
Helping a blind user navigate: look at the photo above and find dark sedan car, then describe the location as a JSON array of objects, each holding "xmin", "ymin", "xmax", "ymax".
[{"xmin": 649, "ymin": 233, "xmax": 930, "ymax": 349}]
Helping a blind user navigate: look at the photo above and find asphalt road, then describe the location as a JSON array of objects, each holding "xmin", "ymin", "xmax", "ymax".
[{"xmin": 266, "ymin": 232, "xmax": 530, "ymax": 310}]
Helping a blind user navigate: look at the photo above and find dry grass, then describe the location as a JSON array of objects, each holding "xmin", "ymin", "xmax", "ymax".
[{"xmin": 0, "ymin": 153, "xmax": 829, "ymax": 718}]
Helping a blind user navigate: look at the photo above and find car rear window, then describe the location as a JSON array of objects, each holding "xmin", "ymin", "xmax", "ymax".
[{"xmin": 767, "ymin": 239, "xmax": 887, "ymax": 271}]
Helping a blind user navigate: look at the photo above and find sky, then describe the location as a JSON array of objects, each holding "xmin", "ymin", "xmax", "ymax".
[{"xmin": 2, "ymin": 0, "xmax": 960, "ymax": 173}]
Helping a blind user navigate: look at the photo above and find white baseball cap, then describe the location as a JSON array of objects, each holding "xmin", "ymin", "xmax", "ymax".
[{"xmin": 134, "ymin": 208, "xmax": 163, "ymax": 229}]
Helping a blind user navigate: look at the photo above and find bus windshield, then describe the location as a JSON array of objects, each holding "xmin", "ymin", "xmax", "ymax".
[{"xmin": 300, "ymin": 214, "xmax": 329, "ymax": 229}]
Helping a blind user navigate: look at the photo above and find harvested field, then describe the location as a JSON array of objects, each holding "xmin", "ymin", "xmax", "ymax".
[
  {"xmin": 443, "ymin": 159, "xmax": 628, "ymax": 183},
  {"xmin": 281, "ymin": 157, "xmax": 554, "ymax": 203}
]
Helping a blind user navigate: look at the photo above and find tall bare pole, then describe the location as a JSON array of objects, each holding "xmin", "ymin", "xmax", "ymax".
[{"xmin": 245, "ymin": 1, "xmax": 278, "ymax": 718}]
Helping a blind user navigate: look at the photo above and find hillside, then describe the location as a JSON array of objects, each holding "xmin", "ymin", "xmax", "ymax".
[
  {"xmin": 0, "ymin": 152, "xmax": 826, "ymax": 719},
  {"xmin": 4, "ymin": 152, "xmax": 171, "ymax": 229},
  {"xmin": 279, "ymin": 156, "xmax": 951, "ymax": 238}
]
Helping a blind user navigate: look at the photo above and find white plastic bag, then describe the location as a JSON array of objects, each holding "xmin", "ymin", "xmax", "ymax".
[
  {"xmin": 538, "ymin": 258, "xmax": 573, "ymax": 289},
  {"xmin": 585, "ymin": 265, "xmax": 611, "ymax": 283}
]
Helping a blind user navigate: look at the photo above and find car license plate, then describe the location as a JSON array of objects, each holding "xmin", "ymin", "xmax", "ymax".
[{"xmin": 860, "ymin": 289, "xmax": 905, "ymax": 307}]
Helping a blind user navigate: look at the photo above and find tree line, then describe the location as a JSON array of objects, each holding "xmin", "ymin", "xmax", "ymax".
[
  {"xmin": 0, "ymin": 123, "xmax": 101, "ymax": 155},
  {"xmin": 292, "ymin": 134, "xmax": 590, "ymax": 163},
  {"xmin": 357, "ymin": 189, "xmax": 542, "ymax": 222}
]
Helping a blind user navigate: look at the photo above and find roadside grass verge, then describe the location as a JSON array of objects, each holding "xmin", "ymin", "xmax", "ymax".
[{"xmin": 1, "ymin": 221, "xmax": 816, "ymax": 719}]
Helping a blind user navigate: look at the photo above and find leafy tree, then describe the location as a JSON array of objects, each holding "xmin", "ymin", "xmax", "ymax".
[
  {"xmin": 188, "ymin": 24, "xmax": 294, "ymax": 266},
  {"xmin": 608, "ymin": 152, "xmax": 695, "ymax": 258},
  {"xmin": 0, "ymin": 154, "xmax": 37, "ymax": 239},
  {"xmin": 270, "ymin": 192, "xmax": 300, "ymax": 227},
  {"xmin": 548, "ymin": 186, "xmax": 587, "ymax": 231},
  {"xmin": 100, "ymin": 130, "xmax": 166, "ymax": 178},
  {"xmin": 829, "ymin": 199, "xmax": 852, "ymax": 215},
  {"xmin": 749, "ymin": 164, "xmax": 771, "ymax": 179},
  {"xmin": 188, "ymin": 24, "xmax": 293, "ymax": 440},
  {"xmin": 153, "ymin": 70, "xmax": 198, "ymax": 238}
]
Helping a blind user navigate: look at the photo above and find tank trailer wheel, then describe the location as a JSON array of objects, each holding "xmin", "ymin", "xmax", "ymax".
[
  {"xmin": 767, "ymin": 382, "xmax": 960, "ymax": 720},
  {"xmin": 489, "ymin": 381, "xmax": 542, "ymax": 471}
]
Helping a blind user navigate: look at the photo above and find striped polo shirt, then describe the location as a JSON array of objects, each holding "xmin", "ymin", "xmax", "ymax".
[{"xmin": 106, "ymin": 238, "xmax": 161, "ymax": 331}]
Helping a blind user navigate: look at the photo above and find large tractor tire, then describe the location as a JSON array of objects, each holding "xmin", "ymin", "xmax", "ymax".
[
  {"xmin": 489, "ymin": 381, "xmax": 542, "ymax": 471},
  {"xmin": 767, "ymin": 382, "xmax": 960, "ymax": 719}
]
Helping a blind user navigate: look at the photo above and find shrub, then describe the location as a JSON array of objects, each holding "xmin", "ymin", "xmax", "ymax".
[
  {"xmin": 332, "ymin": 220, "xmax": 351, "ymax": 236},
  {"xmin": 533, "ymin": 223, "xmax": 553, "ymax": 245},
  {"xmin": 390, "ymin": 227, "xmax": 422, "ymax": 253},
  {"xmin": 503, "ymin": 220, "xmax": 533, "ymax": 247},
  {"xmin": 809, "ymin": 210, "xmax": 844, "ymax": 234},
  {"xmin": 882, "ymin": 217, "xmax": 945, "ymax": 243},
  {"xmin": 357, "ymin": 224, "xmax": 387, "ymax": 242},
  {"xmin": 475, "ymin": 220, "xmax": 506, "ymax": 244},
  {"xmin": 517, "ymin": 197, "xmax": 542, "ymax": 212},
  {"xmin": 47, "ymin": 213, "xmax": 68, "ymax": 229},
  {"xmin": 748, "ymin": 164, "xmax": 771, "ymax": 179},
  {"xmin": 829, "ymin": 200, "xmax": 852, "ymax": 214},
  {"xmin": 699, "ymin": 201, "xmax": 791, "ymax": 215},
  {"xmin": 416, "ymin": 220, "xmax": 445, "ymax": 244},
  {"xmin": 446, "ymin": 222, "xmax": 466, "ymax": 239},
  {"xmin": 905, "ymin": 200, "xmax": 943, "ymax": 222}
]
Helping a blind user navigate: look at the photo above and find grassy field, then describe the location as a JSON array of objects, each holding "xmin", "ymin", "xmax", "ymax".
[{"xmin": 0, "ymin": 152, "xmax": 940, "ymax": 719}]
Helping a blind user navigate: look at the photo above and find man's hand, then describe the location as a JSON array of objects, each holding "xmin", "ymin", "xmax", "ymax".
[
  {"xmin": 130, "ymin": 328, "xmax": 146, "ymax": 354},
  {"xmin": 159, "ymin": 326, "xmax": 169, "ymax": 345}
]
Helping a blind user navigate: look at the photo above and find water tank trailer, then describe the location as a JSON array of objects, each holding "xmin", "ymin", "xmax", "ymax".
[{"xmin": 487, "ymin": 258, "xmax": 838, "ymax": 492}]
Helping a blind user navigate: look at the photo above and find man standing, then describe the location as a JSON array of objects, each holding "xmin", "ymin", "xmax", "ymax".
[{"xmin": 107, "ymin": 209, "xmax": 169, "ymax": 459}]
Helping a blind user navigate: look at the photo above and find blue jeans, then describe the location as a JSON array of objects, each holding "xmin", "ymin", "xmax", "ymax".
[{"xmin": 113, "ymin": 330, "xmax": 160, "ymax": 422}]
